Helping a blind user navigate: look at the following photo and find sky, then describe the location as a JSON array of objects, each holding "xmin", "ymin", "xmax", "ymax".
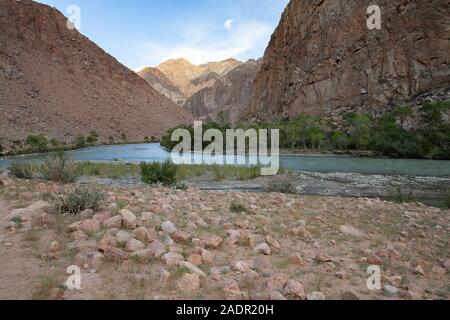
[{"xmin": 36, "ymin": 0, "xmax": 289, "ymax": 70}]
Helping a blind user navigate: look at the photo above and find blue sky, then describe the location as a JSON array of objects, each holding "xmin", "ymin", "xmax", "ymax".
[{"xmin": 36, "ymin": 0, "xmax": 289, "ymax": 70}]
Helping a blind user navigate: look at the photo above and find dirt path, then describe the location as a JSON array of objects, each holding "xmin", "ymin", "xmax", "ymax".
[{"xmin": 0, "ymin": 199, "xmax": 64, "ymax": 299}]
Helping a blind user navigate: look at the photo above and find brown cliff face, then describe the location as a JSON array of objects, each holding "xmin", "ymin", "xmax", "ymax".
[
  {"xmin": 184, "ymin": 59, "xmax": 261, "ymax": 124},
  {"xmin": 245, "ymin": 0, "xmax": 450, "ymax": 121},
  {"xmin": 137, "ymin": 67, "xmax": 186, "ymax": 106},
  {"xmin": 156, "ymin": 58, "xmax": 242, "ymax": 97},
  {"xmin": 0, "ymin": 0, "xmax": 192, "ymax": 151}
]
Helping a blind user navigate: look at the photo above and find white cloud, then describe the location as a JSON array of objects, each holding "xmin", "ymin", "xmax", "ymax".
[
  {"xmin": 224, "ymin": 19, "xmax": 234, "ymax": 31},
  {"xmin": 140, "ymin": 21, "xmax": 272, "ymax": 66}
]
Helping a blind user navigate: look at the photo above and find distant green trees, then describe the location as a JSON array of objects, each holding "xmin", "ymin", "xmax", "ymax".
[{"xmin": 161, "ymin": 101, "xmax": 450, "ymax": 160}]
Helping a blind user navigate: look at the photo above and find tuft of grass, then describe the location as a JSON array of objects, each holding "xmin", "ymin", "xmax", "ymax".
[
  {"xmin": 265, "ymin": 178, "xmax": 298, "ymax": 194},
  {"xmin": 8, "ymin": 163, "xmax": 33, "ymax": 179},
  {"xmin": 230, "ymin": 201, "xmax": 248, "ymax": 213},
  {"xmin": 49, "ymin": 186, "xmax": 104, "ymax": 214},
  {"xmin": 40, "ymin": 152, "xmax": 79, "ymax": 184},
  {"xmin": 140, "ymin": 161, "xmax": 177, "ymax": 186},
  {"xmin": 32, "ymin": 275, "xmax": 61, "ymax": 300},
  {"xmin": 390, "ymin": 188, "xmax": 418, "ymax": 204}
]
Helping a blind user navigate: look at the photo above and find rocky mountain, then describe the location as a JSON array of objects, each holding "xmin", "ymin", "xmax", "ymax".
[
  {"xmin": 0, "ymin": 0, "xmax": 192, "ymax": 151},
  {"xmin": 245, "ymin": 0, "xmax": 450, "ymax": 122},
  {"xmin": 137, "ymin": 67, "xmax": 186, "ymax": 106},
  {"xmin": 156, "ymin": 58, "xmax": 242, "ymax": 97},
  {"xmin": 184, "ymin": 59, "xmax": 261, "ymax": 124}
]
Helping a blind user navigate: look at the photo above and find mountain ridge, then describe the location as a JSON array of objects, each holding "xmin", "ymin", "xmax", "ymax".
[{"xmin": 0, "ymin": 0, "xmax": 192, "ymax": 151}]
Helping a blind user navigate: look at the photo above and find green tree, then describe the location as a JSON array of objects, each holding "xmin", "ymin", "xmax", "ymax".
[{"xmin": 25, "ymin": 134, "xmax": 48, "ymax": 152}]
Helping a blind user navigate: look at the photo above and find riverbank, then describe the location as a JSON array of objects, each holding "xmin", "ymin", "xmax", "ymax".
[{"xmin": 0, "ymin": 173, "xmax": 448, "ymax": 300}]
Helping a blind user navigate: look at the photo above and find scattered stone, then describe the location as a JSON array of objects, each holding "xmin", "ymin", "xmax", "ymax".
[
  {"xmin": 385, "ymin": 275, "xmax": 402, "ymax": 286},
  {"xmin": 383, "ymin": 285, "xmax": 399, "ymax": 295},
  {"xmin": 103, "ymin": 216, "xmax": 122, "ymax": 229},
  {"xmin": 131, "ymin": 249, "xmax": 153, "ymax": 264},
  {"xmin": 179, "ymin": 261, "xmax": 206, "ymax": 277},
  {"xmin": 187, "ymin": 254, "xmax": 202, "ymax": 266},
  {"xmin": 125, "ymin": 239, "xmax": 146, "ymax": 252},
  {"xmin": 307, "ymin": 291, "xmax": 325, "ymax": 300},
  {"xmin": 267, "ymin": 274, "xmax": 289, "ymax": 292},
  {"xmin": 254, "ymin": 243, "xmax": 271, "ymax": 255},
  {"xmin": 148, "ymin": 240, "xmax": 167, "ymax": 258},
  {"xmin": 102, "ymin": 246, "xmax": 128, "ymax": 262},
  {"xmin": 172, "ymin": 230, "xmax": 192, "ymax": 244},
  {"xmin": 98, "ymin": 235, "xmax": 117, "ymax": 252},
  {"xmin": 72, "ymin": 231, "xmax": 89, "ymax": 242},
  {"xmin": 204, "ymin": 235, "xmax": 223, "ymax": 249},
  {"xmin": 78, "ymin": 219, "xmax": 101, "ymax": 234},
  {"xmin": 177, "ymin": 273, "xmax": 200, "ymax": 292},
  {"xmin": 133, "ymin": 226, "xmax": 157, "ymax": 243},
  {"xmin": 150, "ymin": 205, "xmax": 162, "ymax": 214},
  {"xmin": 231, "ymin": 261, "xmax": 251, "ymax": 273},
  {"xmin": 415, "ymin": 265, "xmax": 425, "ymax": 276},
  {"xmin": 115, "ymin": 230, "xmax": 134, "ymax": 246},
  {"xmin": 283, "ymin": 280, "xmax": 305, "ymax": 300},
  {"xmin": 120, "ymin": 209, "xmax": 137, "ymax": 229},
  {"xmin": 200, "ymin": 249, "xmax": 214, "ymax": 264},
  {"xmin": 157, "ymin": 269, "xmax": 171, "ymax": 284},
  {"xmin": 162, "ymin": 252, "xmax": 184, "ymax": 266},
  {"xmin": 4, "ymin": 242, "xmax": 13, "ymax": 248},
  {"xmin": 223, "ymin": 280, "xmax": 249, "ymax": 300},
  {"xmin": 75, "ymin": 251, "xmax": 104, "ymax": 270},
  {"xmin": 289, "ymin": 253, "xmax": 305, "ymax": 266},
  {"xmin": 161, "ymin": 221, "xmax": 177, "ymax": 234},
  {"xmin": 50, "ymin": 241, "xmax": 60, "ymax": 253},
  {"xmin": 265, "ymin": 236, "xmax": 281, "ymax": 251},
  {"xmin": 315, "ymin": 254, "xmax": 332, "ymax": 263},
  {"xmin": 290, "ymin": 226, "xmax": 312, "ymax": 240}
]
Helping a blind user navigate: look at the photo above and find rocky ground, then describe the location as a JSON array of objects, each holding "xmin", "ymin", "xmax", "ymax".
[{"xmin": 0, "ymin": 172, "xmax": 449, "ymax": 300}]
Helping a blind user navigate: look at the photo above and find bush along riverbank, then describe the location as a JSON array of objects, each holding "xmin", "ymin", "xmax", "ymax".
[
  {"xmin": 161, "ymin": 100, "xmax": 450, "ymax": 160},
  {"xmin": 5, "ymin": 155, "xmax": 450, "ymax": 209},
  {"xmin": 0, "ymin": 132, "xmax": 159, "ymax": 157}
]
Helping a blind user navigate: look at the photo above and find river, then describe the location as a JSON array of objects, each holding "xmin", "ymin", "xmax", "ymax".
[{"xmin": 1, "ymin": 143, "xmax": 449, "ymax": 206}]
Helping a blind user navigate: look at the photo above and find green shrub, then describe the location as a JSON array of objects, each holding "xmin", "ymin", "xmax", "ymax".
[
  {"xmin": 265, "ymin": 179, "xmax": 298, "ymax": 194},
  {"xmin": 50, "ymin": 187, "xmax": 104, "ymax": 214},
  {"xmin": 40, "ymin": 153, "xmax": 79, "ymax": 184},
  {"xmin": 140, "ymin": 161, "xmax": 177, "ymax": 186},
  {"xmin": 230, "ymin": 202, "xmax": 248, "ymax": 213},
  {"xmin": 174, "ymin": 183, "xmax": 189, "ymax": 191},
  {"xmin": 73, "ymin": 135, "xmax": 87, "ymax": 149},
  {"xmin": 390, "ymin": 188, "xmax": 418, "ymax": 203},
  {"xmin": 25, "ymin": 134, "xmax": 48, "ymax": 152},
  {"xmin": 8, "ymin": 163, "xmax": 33, "ymax": 179}
]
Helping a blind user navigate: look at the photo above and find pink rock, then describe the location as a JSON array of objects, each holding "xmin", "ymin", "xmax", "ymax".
[
  {"xmin": 162, "ymin": 252, "xmax": 184, "ymax": 266},
  {"xmin": 204, "ymin": 235, "xmax": 223, "ymax": 249},
  {"xmin": 103, "ymin": 215, "xmax": 122, "ymax": 229},
  {"xmin": 78, "ymin": 219, "xmax": 101, "ymax": 234},
  {"xmin": 283, "ymin": 280, "xmax": 305, "ymax": 300},
  {"xmin": 172, "ymin": 231, "xmax": 192, "ymax": 244},
  {"xmin": 177, "ymin": 273, "xmax": 200, "ymax": 292}
]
